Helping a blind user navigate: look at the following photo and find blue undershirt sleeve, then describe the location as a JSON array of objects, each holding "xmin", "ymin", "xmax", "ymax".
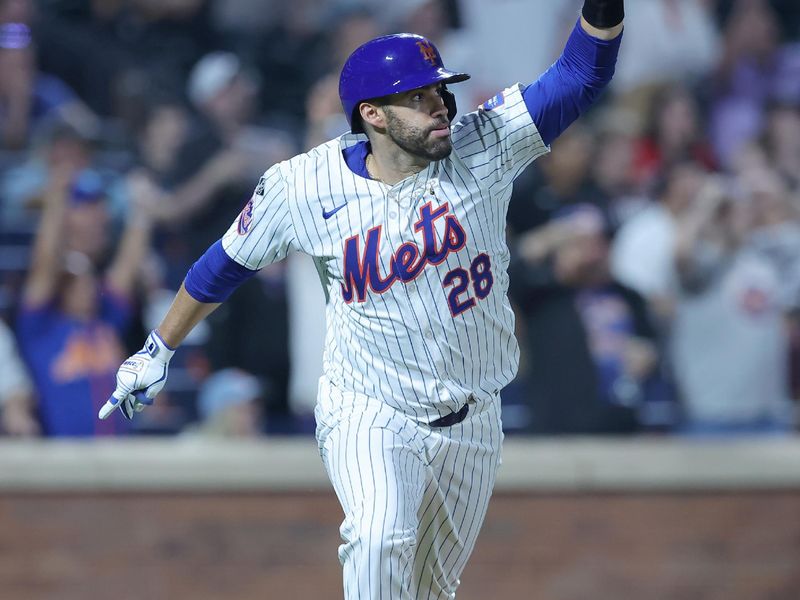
[
  {"xmin": 184, "ymin": 240, "xmax": 259, "ymax": 303},
  {"xmin": 524, "ymin": 20, "xmax": 622, "ymax": 146}
]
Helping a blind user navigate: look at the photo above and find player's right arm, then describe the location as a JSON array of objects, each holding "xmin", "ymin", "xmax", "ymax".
[{"xmin": 99, "ymin": 164, "xmax": 296, "ymax": 420}]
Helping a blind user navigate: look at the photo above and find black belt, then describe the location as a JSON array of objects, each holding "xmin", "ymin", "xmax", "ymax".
[{"xmin": 428, "ymin": 403, "xmax": 469, "ymax": 428}]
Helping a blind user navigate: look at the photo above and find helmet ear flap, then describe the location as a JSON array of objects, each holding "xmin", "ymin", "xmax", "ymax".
[{"xmin": 442, "ymin": 86, "xmax": 458, "ymax": 124}]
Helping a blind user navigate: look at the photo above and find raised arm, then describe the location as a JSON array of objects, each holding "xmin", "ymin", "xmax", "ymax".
[
  {"xmin": 0, "ymin": 41, "xmax": 34, "ymax": 150},
  {"xmin": 22, "ymin": 167, "xmax": 73, "ymax": 307},
  {"xmin": 104, "ymin": 172, "xmax": 157, "ymax": 298},
  {"xmin": 147, "ymin": 148, "xmax": 247, "ymax": 224},
  {"xmin": 673, "ymin": 176, "xmax": 730, "ymax": 293},
  {"xmin": 524, "ymin": 0, "xmax": 624, "ymax": 146}
]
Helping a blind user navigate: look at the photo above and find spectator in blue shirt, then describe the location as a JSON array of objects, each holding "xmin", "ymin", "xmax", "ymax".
[{"xmin": 16, "ymin": 167, "xmax": 156, "ymax": 436}]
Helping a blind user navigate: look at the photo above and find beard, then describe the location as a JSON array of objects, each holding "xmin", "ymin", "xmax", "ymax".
[{"xmin": 383, "ymin": 107, "xmax": 452, "ymax": 161}]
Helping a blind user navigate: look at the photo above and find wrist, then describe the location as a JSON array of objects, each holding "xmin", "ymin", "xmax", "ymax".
[
  {"xmin": 582, "ymin": 0, "xmax": 624, "ymax": 29},
  {"xmin": 146, "ymin": 329, "xmax": 176, "ymax": 361}
]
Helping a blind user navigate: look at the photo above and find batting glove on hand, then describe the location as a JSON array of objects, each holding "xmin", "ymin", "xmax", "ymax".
[{"xmin": 98, "ymin": 330, "xmax": 176, "ymax": 420}]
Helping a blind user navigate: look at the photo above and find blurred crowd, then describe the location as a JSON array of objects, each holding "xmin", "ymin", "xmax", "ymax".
[{"xmin": 0, "ymin": 0, "xmax": 798, "ymax": 438}]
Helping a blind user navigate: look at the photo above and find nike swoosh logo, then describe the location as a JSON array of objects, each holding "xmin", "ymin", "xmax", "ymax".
[{"xmin": 322, "ymin": 203, "xmax": 346, "ymax": 219}]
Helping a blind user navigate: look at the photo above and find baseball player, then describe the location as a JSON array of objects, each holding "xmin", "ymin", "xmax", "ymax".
[{"xmin": 99, "ymin": 1, "xmax": 624, "ymax": 597}]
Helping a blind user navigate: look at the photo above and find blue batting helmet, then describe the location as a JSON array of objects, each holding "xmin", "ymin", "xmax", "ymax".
[{"xmin": 339, "ymin": 33, "xmax": 470, "ymax": 134}]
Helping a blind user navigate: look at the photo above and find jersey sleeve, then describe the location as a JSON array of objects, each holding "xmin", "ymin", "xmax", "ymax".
[
  {"xmin": 450, "ymin": 83, "xmax": 549, "ymax": 192},
  {"xmin": 220, "ymin": 164, "xmax": 297, "ymax": 270}
]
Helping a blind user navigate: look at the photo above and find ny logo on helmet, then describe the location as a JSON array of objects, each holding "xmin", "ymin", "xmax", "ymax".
[{"xmin": 416, "ymin": 41, "xmax": 438, "ymax": 65}]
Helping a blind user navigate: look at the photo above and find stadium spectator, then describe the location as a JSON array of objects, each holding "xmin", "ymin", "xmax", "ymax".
[
  {"xmin": 610, "ymin": 161, "xmax": 709, "ymax": 323},
  {"xmin": 148, "ymin": 50, "xmax": 294, "ymax": 245},
  {"xmin": 759, "ymin": 101, "xmax": 800, "ymax": 190},
  {"xmin": 301, "ymin": 10, "xmax": 384, "ymax": 147},
  {"xmin": 35, "ymin": 0, "xmax": 212, "ymax": 117},
  {"xmin": 0, "ymin": 317, "xmax": 38, "ymax": 436},
  {"xmin": 671, "ymin": 175, "xmax": 794, "ymax": 433},
  {"xmin": 715, "ymin": 0, "xmax": 800, "ymax": 41},
  {"xmin": 631, "ymin": 84, "xmax": 717, "ymax": 190},
  {"xmin": 588, "ymin": 112, "xmax": 648, "ymax": 227},
  {"xmin": 0, "ymin": 0, "xmax": 99, "ymax": 149},
  {"xmin": 184, "ymin": 368, "xmax": 264, "ymax": 438},
  {"xmin": 134, "ymin": 97, "xmax": 191, "ymax": 184},
  {"xmin": 510, "ymin": 204, "xmax": 661, "ymax": 434},
  {"xmin": 743, "ymin": 167, "xmax": 800, "ymax": 310},
  {"xmin": 303, "ymin": 73, "xmax": 349, "ymax": 149},
  {"xmin": 15, "ymin": 168, "xmax": 156, "ymax": 436},
  {"xmin": 740, "ymin": 166, "xmax": 800, "ymax": 405},
  {"xmin": 508, "ymin": 123, "xmax": 604, "ymax": 236},
  {"xmin": 709, "ymin": 0, "xmax": 800, "ymax": 168},
  {"xmin": 0, "ymin": 122, "xmax": 94, "ymax": 229},
  {"xmin": 243, "ymin": 1, "xmax": 345, "ymax": 127}
]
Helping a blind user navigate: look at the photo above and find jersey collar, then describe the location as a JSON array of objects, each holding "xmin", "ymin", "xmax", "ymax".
[{"xmin": 339, "ymin": 135, "xmax": 441, "ymax": 187}]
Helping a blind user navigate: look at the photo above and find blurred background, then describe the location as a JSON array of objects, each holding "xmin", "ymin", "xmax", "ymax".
[{"xmin": 1, "ymin": 0, "xmax": 800, "ymax": 598}]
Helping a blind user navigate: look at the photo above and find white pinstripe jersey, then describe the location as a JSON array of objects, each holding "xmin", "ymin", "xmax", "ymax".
[{"xmin": 222, "ymin": 84, "xmax": 549, "ymax": 422}]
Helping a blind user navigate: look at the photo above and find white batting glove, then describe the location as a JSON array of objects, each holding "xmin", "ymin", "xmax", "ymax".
[{"xmin": 98, "ymin": 330, "xmax": 176, "ymax": 420}]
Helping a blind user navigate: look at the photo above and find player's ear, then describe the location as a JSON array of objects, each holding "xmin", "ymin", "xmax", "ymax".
[{"xmin": 359, "ymin": 101, "xmax": 386, "ymax": 131}]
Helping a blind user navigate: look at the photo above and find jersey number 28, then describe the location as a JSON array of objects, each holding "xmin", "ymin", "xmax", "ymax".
[{"xmin": 442, "ymin": 254, "xmax": 494, "ymax": 317}]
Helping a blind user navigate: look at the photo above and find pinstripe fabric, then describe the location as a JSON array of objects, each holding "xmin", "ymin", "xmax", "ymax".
[
  {"xmin": 221, "ymin": 83, "xmax": 546, "ymax": 598},
  {"xmin": 222, "ymin": 83, "xmax": 548, "ymax": 425},
  {"xmin": 316, "ymin": 379, "xmax": 503, "ymax": 600}
]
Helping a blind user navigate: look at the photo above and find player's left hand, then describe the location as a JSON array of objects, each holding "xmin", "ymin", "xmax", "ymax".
[{"xmin": 98, "ymin": 330, "xmax": 175, "ymax": 420}]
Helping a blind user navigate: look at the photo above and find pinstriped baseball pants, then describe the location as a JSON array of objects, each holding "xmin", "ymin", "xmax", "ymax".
[{"xmin": 315, "ymin": 380, "xmax": 503, "ymax": 600}]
